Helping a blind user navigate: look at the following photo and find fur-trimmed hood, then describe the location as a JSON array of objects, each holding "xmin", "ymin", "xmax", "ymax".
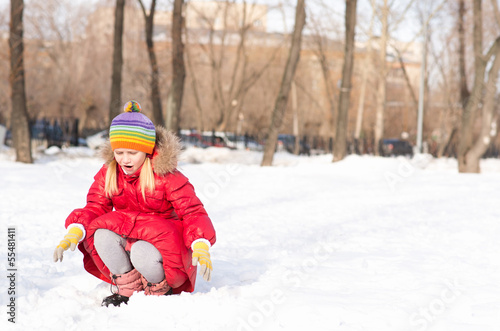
[{"xmin": 100, "ymin": 126, "xmax": 181, "ymax": 176}]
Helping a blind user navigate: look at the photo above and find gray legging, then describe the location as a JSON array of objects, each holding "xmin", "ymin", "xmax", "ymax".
[{"xmin": 94, "ymin": 229, "xmax": 165, "ymax": 283}]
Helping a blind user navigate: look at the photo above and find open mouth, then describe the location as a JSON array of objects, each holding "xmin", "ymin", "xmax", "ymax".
[{"xmin": 123, "ymin": 165, "xmax": 134, "ymax": 171}]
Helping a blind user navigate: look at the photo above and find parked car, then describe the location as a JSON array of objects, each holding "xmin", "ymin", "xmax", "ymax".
[
  {"xmin": 277, "ymin": 134, "xmax": 311, "ymax": 155},
  {"xmin": 381, "ymin": 139, "xmax": 413, "ymax": 157}
]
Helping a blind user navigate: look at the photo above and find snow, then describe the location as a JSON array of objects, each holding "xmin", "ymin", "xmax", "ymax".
[{"xmin": 1, "ymin": 146, "xmax": 500, "ymax": 331}]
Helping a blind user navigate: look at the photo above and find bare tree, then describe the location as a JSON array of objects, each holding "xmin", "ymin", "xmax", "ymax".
[
  {"xmin": 261, "ymin": 0, "xmax": 306, "ymax": 166},
  {"xmin": 165, "ymin": 0, "xmax": 186, "ymax": 133},
  {"xmin": 354, "ymin": 0, "xmax": 376, "ymax": 154},
  {"xmin": 333, "ymin": 0, "xmax": 358, "ymax": 162},
  {"xmin": 429, "ymin": 31, "xmax": 460, "ymax": 158},
  {"xmin": 25, "ymin": 1, "xmax": 90, "ymax": 122},
  {"xmin": 457, "ymin": 0, "xmax": 500, "ymax": 173},
  {"xmin": 138, "ymin": 0, "xmax": 163, "ymax": 126},
  {"xmin": 109, "ymin": 0, "xmax": 125, "ymax": 123},
  {"xmin": 0, "ymin": 6, "xmax": 9, "ymax": 126},
  {"xmin": 184, "ymin": 30, "xmax": 205, "ymax": 132},
  {"xmin": 188, "ymin": 0, "xmax": 282, "ymax": 132},
  {"xmin": 363, "ymin": 0, "xmax": 418, "ymax": 155},
  {"xmin": 308, "ymin": 3, "xmax": 341, "ymax": 152},
  {"xmin": 458, "ymin": 0, "xmax": 469, "ymax": 110},
  {"xmin": 10, "ymin": 0, "xmax": 32, "ymax": 163},
  {"xmin": 373, "ymin": 0, "xmax": 389, "ymax": 156}
]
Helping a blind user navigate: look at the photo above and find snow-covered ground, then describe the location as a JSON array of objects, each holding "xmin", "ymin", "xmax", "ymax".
[{"xmin": 1, "ymin": 146, "xmax": 500, "ymax": 331}]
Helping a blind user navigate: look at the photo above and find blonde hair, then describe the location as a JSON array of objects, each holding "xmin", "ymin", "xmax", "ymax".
[{"xmin": 105, "ymin": 157, "xmax": 155, "ymax": 200}]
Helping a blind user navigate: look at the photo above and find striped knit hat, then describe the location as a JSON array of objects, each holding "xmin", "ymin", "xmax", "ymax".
[{"xmin": 109, "ymin": 101, "xmax": 156, "ymax": 154}]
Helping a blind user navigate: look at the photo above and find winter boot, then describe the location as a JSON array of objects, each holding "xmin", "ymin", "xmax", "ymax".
[
  {"xmin": 101, "ymin": 293, "xmax": 129, "ymax": 307},
  {"xmin": 102, "ymin": 269, "xmax": 143, "ymax": 307},
  {"xmin": 141, "ymin": 275, "xmax": 172, "ymax": 296}
]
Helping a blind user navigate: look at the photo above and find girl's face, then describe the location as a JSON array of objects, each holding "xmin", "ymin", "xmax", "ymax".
[{"xmin": 113, "ymin": 148, "xmax": 147, "ymax": 175}]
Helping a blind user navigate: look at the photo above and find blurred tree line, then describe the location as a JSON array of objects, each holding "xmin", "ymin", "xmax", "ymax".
[{"xmin": 2, "ymin": 0, "xmax": 500, "ymax": 172}]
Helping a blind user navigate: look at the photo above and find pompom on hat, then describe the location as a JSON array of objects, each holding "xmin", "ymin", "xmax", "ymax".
[{"xmin": 109, "ymin": 100, "xmax": 156, "ymax": 154}]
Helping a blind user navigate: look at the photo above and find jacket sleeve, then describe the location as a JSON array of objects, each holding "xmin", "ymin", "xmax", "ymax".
[
  {"xmin": 165, "ymin": 170, "xmax": 216, "ymax": 249},
  {"xmin": 64, "ymin": 165, "xmax": 113, "ymax": 232}
]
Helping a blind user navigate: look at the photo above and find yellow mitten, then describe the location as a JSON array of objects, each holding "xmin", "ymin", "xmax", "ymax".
[
  {"xmin": 192, "ymin": 241, "xmax": 212, "ymax": 282},
  {"xmin": 53, "ymin": 226, "xmax": 84, "ymax": 262}
]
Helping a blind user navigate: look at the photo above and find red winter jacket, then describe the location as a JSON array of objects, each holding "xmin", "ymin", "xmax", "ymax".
[{"xmin": 65, "ymin": 127, "xmax": 216, "ymax": 294}]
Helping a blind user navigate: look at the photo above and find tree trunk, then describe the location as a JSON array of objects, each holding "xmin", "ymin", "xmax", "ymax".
[
  {"xmin": 138, "ymin": 0, "xmax": 163, "ymax": 126},
  {"xmin": 354, "ymin": 3, "xmax": 376, "ymax": 154},
  {"xmin": 462, "ymin": 40, "xmax": 500, "ymax": 172},
  {"xmin": 165, "ymin": 0, "xmax": 186, "ymax": 134},
  {"xmin": 373, "ymin": 0, "xmax": 388, "ymax": 156},
  {"xmin": 457, "ymin": 0, "xmax": 500, "ymax": 172},
  {"xmin": 333, "ymin": 0, "xmax": 357, "ymax": 162},
  {"xmin": 458, "ymin": 0, "xmax": 470, "ymax": 110},
  {"xmin": 185, "ymin": 42, "xmax": 205, "ymax": 132},
  {"xmin": 317, "ymin": 45, "xmax": 337, "ymax": 141},
  {"xmin": 109, "ymin": 0, "xmax": 125, "ymax": 123},
  {"xmin": 458, "ymin": 0, "xmax": 483, "ymax": 171},
  {"xmin": 292, "ymin": 81, "xmax": 300, "ymax": 155},
  {"xmin": 261, "ymin": 0, "xmax": 306, "ymax": 166},
  {"xmin": 10, "ymin": 0, "xmax": 32, "ymax": 163}
]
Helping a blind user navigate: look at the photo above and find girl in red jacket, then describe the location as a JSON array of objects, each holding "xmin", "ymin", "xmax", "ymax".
[{"xmin": 53, "ymin": 101, "xmax": 216, "ymax": 307}]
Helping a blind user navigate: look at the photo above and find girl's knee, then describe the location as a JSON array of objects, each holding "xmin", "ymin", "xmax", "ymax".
[
  {"xmin": 94, "ymin": 229, "xmax": 125, "ymax": 249},
  {"xmin": 130, "ymin": 241, "xmax": 162, "ymax": 265},
  {"xmin": 95, "ymin": 228, "xmax": 111, "ymax": 240}
]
